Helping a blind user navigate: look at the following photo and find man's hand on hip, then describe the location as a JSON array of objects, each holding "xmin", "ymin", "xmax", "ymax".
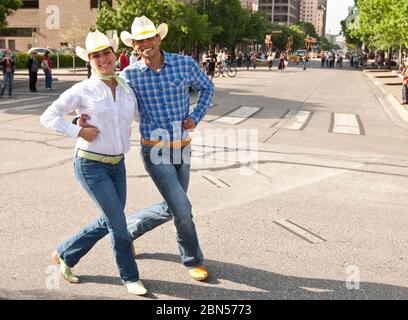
[{"xmin": 183, "ymin": 117, "xmax": 196, "ymax": 130}]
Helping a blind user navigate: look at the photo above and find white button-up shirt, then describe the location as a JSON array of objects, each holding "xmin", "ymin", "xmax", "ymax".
[{"xmin": 40, "ymin": 75, "xmax": 140, "ymax": 155}]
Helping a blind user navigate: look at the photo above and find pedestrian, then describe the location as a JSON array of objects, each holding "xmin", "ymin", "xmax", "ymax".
[
  {"xmin": 278, "ymin": 52, "xmax": 285, "ymax": 71},
  {"xmin": 245, "ymin": 52, "xmax": 251, "ymax": 70},
  {"xmin": 398, "ymin": 59, "xmax": 408, "ymax": 105},
  {"xmin": 201, "ymin": 50, "xmax": 208, "ymax": 73},
  {"xmin": 237, "ymin": 51, "xmax": 243, "ymax": 68},
  {"xmin": 27, "ymin": 51, "xmax": 39, "ymax": 92},
  {"xmin": 320, "ymin": 51, "xmax": 326, "ymax": 68},
  {"xmin": 267, "ymin": 51, "xmax": 274, "ymax": 70},
  {"xmin": 129, "ymin": 49, "xmax": 138, "ymax": 66},
  {"xmin": 114, "ymin": 15, "xmax": 214, "ymax": 282},
  {"xmin": 119, "ymin": 49, "xmax": 130, "ymax": 71},
  {"xmin": 42, "ymin": 51, "xmax": 53, "ymax": 90},
  {"xmin": 86, "ymin": 61, "xmax": 92, "ymax": 78},
  {"xmin": 207, "ymin": 50, "xmax": 216, "ymax": 80},
  {"xmin": 250, "ymin": 51, "xmax": 257, "ymax": 70},
  {"xmin": 0, "ymin": 50, "xmax": 16, "ymax": 98},
  {"xmin": 302, "ymin": 54, "xmax": 308, "ymax": 70},
  {"xmin": 40, "ymin": 30, "xmax": 148, "ymax": 296}
]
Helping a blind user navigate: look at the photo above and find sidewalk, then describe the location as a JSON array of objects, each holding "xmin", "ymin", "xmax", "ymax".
[
  {"xmin": 14, "ymin": 68, "xmax": 88, "ymax": 76},
  {"xmin": 363, "ymin": 68, "xmax": 408, "ymax": 123}
]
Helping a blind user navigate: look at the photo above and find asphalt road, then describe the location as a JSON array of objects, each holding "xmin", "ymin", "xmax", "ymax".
[{"xmin": 1, "ymin": 60, "xmax": 408, "ymax": 300}]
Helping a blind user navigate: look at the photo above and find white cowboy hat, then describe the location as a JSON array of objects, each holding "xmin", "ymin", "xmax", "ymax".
[
  {"xmin": 120, "ymin": 16, "xmax": 168, "ymax": 47},
  {"xmin": 76, "ymin": 30, "xmax": 119, "ymax": 62}
]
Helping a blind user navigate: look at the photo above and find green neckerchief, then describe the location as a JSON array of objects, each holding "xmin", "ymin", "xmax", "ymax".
[{"xmin": 93, "ymin": 69, "xmax": 130, "ymax": 94}]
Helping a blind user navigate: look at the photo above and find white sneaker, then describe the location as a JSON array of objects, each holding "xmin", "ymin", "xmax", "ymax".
[{"xmin": 126, "ymin": 280, "xmax": 148, "ymax": 295}]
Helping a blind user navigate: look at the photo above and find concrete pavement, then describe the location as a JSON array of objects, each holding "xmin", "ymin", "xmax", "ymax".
[{"xmin": 1, "ymin": 60, "xmax": 408, "ymax": 300}]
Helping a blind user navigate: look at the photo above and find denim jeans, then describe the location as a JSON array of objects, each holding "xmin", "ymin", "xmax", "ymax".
[
  {"xmin": 1, "ymin": 72, "xmax": 13, "ymax": 97},
  {"xmin": 44, "ymin": 68, "xmax": 52, "ymax": 89},
  {"xmin": 57, "ymin": 156, "xmax": 139, "ymax": 283},
  {"xmin": 130, "ymin": 144, "xmax": 204, "ymax": 268},
  {"xmin": 402, "ymin": 84, "xmax": 408, "ymax": 104}
]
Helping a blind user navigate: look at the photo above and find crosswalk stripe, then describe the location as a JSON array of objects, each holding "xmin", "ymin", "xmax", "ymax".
[
  {"xmin": 0, "ymin": 96, "xmax": 48, "ymax": 106},
  {"xmin": 282, "ymin": 110, "xmax": 312, "ymax": 130},
  {"xmin": 213, "ymin": 106, "xmax": 261, "ymax": 125},
  {"xmin": 331, "ymin": 113, "xmax": 363, "ymax": 135}
]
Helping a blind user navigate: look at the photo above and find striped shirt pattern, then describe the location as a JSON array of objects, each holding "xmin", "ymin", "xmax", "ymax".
[{"xmin": 121, "ymin": 51, "xmax": 214, "ymax": 141}]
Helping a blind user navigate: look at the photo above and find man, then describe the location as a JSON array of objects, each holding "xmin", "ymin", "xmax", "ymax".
[
  {"xmin": 79, "ymin": 16, "xmax": 214, "ymax": 281},
  {"xmin": 398, "ymin": 59, "xmax": 408, "ymax": 105},
  {"xmin": 0, "ymin": 50, "xmax": 16, "ymax": 98},
  {"xmin": 27, "ymin": 51, "xmax": 39, "ymax": 92},
  {"xmin": 119, "ymin": 49, "xmax": 130, "ymax": 71}
]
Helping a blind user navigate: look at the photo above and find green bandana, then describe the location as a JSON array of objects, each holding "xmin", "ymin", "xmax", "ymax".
[{"xmin": 93, "ymin": 69, "xmax": 131, "ymax": 94}]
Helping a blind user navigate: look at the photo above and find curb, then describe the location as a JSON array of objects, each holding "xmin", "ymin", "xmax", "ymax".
[{"xmin": 364, "ymin": 71, "xmax": 408, "ymax": 123}]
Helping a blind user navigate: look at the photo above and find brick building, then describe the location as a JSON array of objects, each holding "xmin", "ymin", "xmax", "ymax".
[{"xmin": 0, "ymin": 0, "xmax": 115, "ymax": 51}]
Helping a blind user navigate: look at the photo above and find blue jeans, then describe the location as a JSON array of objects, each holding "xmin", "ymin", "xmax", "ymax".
[
  {"xmin": 1, "ymin": 72, "xmax": 14, "ymax": 97},
  {"xmin": 129, "ymin": 144, "xmax": 204, "ymax": 268},
  {"xmin": 44, "ymin": 68, "xmax": 52, "ymax": 89},
  {"xmin": 57, "ymin": 156, "xmax": 139, "ymax": 283}
]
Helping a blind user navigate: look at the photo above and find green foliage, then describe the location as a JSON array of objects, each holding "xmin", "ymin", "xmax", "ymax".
[
  {"xmin": 294, "ymin": 21, "xmax": 318, "ymax": 39},
  {"xmin": 95, "ymin": 0, "xmax": 268, "ymax": 52},
  {"xmin": 0, "ymin": 0, "xmax": 22, "ymax": 28},
  {"xmin": 342, "ymin": 0, "xmax": 408, "ymax": 49},
  {"xmin": 268, "ymin": 23, "xmax": 306, "ymax": 51},
  {"xmin": 14, "ymin": 52, "xmax": 85, "ymax": 70}
]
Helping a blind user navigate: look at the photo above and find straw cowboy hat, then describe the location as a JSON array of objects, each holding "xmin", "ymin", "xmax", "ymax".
[
  {"xmin": 76, "ymin": 30, "xmax": 119, "ymax": 62},
  {"xmin": 120, "ymin": 16, "xmax": 168, "ymax": 47}
]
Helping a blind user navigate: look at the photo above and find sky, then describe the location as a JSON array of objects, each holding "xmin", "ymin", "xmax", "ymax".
[{"xmin": 326, "ymin": 0, "xmax": 356, "ymax": 35}]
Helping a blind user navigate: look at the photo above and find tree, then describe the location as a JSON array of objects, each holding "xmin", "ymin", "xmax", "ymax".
[
  {"xmin": 95, "ymin": 0, "xmax": 218, "ymax": 53},
  {"xmin": 60, "ymin": 16, "xmax": 88, "ymax": 73},
  {"xmin": 295, "ymin": 21, "xmax": 318, "ymax": 39},
  {"xmin": 0, "ymin": 0, "xmax": 22, "ymax": 28},
  {"xmin": 268, "ymin": 23, "xmax": 306, "ymax": 52}
]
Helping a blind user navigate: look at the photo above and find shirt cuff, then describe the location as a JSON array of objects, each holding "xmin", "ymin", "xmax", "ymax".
[{"xmin": 66, "ymin": 123, "xmax": 82, "ymax": 139}]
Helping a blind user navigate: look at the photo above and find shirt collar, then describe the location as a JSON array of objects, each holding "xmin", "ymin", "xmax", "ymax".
[
  {"xmin": 138, "ymin": 50, "xmax": 173, "ymax": 73},
  {"xmin": 87, "ymin": 74, "xmax": 105, "ymax": 90}
]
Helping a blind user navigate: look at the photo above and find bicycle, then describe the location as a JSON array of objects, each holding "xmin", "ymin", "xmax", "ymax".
[{"xmin": 214, "ymin": 63, "xmax": 237, "ymax": 78}]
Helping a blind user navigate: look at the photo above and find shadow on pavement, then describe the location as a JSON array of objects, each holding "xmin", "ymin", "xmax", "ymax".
[{"xmin": 134, "ymin": 252, "xmax": 408, "ymax": 300}]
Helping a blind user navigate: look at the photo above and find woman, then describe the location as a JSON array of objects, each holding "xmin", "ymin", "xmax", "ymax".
[
  {"xmin": 278, "ymin": 53, "xmax": 286, "ymax": 71},
  {"xmin": 40, "ymin": 30, "xmax": 147, "ymax": 296},
  {"xmin": 27, "ymin": 51, "xmax": 39, "ymax": 92},
  {"xmin": 42, "ymin": 52, "xmax": 53, "ymax": 90},
  {"xmin": 0, "ymin": 50, "xmax": 16, "ymax": 98}
]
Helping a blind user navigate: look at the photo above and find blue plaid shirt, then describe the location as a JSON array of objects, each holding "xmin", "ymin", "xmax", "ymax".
[{"xmin": 121, "ymin": 51, "xmax": 214, "ymax": 141}]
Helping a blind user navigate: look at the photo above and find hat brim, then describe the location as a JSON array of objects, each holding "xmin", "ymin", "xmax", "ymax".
[
  {"xmin": 76, "ymin": 42, "xmax": 119, "ymax": 62},
  {"xmin": 120, "ymin": 23, "xmax": 168, "ymax": 47}
]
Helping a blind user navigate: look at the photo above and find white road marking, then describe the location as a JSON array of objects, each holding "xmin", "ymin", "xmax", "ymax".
[
  {"xmin": 273, "ymin": 219, "xmax": 326, "ymax": 244},
  {"xmin": 213, "ymin": 106, "xmax": 261, "ymax": 125},
  {"xmin": 283, "ymin": 110, "xmax": 311, "ymax": 130},
  {"xmin": 0, "ymin": 96, "xmax": 48, "ymax": 105},
  {"xmin": 0, "ymin": 103, "xmax": 48, "ymax": 113},
  {"xmin": 333, "ymin": 113, "xmax": 361, "ymax": 135}
]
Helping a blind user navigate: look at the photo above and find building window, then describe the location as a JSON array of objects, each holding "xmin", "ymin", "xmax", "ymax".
[
  {"xmin": 0, "ymin": 40, "xmax": 6, "ymax": 49},
  {"xmin": 8, "ymin": 40, "xmax": 16, "ymax": 51},
  {"xmin": 90, "ymin": 0, "xmax": 113, "ymax": 9},
  {"xmin": 22, "ymin": 0, "xmax": 39, "ymax": 9},
  {"xmin": 0, "ymin": 28, "xmax": 34, "ymax": 37}
]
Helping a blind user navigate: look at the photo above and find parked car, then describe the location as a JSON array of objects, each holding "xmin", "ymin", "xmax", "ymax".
[{"xmin": 28, "ymin": 47, "xmax": 54, "ymax": 55}]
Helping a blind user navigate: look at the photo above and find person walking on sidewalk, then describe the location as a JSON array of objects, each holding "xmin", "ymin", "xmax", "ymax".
[
  {"xmin": 40, "ymin": 30, "xmax": 148, "ymax": 296},
  {"xmin": 0, "ymin": 50, "xmax": 16, "ymax": 98},
  {"xmin": 398, "ymin": 59, "xmax": 408, "ymax": 105},
  {"xmin": 117, "ymin": 16, "xmax": 214, "ymax": 282},
  {"xmin": 42, "ymin": 52, "xmax": 53, "ymax": 90},
  {"xmin": 27, "ymin": 51, "xmax": 39, "ymax": 92}
]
